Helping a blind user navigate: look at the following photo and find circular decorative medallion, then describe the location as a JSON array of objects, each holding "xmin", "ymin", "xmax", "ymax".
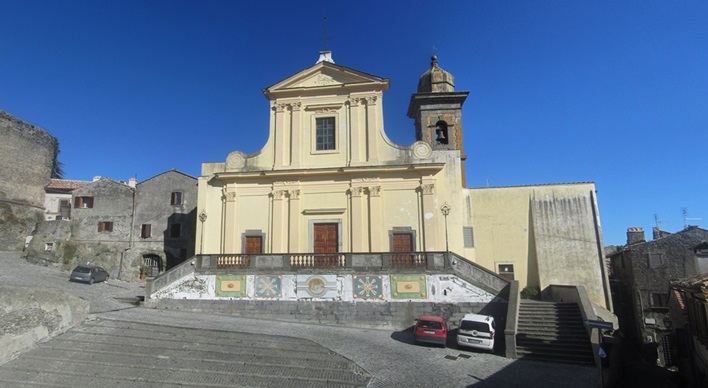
[
  {"xmin": 307, "ymin": 277, "xmax": 326, "ymax": 296},
  {"xmin": 225, "ymin": 151, "xmax": 246, "ymax": 170},
  {"xmin": 412, "ymin": 141, "xmax": 432, "ymax": 159}
]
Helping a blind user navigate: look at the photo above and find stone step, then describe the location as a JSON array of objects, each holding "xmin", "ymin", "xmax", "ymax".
[{"xmin": 516, "ymin": 349, "xmax": 595, "ymax": 365}]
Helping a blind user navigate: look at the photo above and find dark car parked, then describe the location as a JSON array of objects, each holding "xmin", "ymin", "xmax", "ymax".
[{"xmin": 69, "ymin": 265, "xmax": 109, "ymax": 284}]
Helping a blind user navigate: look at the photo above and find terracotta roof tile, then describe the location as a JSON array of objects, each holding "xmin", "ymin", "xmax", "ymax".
[{"xmin": 46, "ymin": 179, "xmax": 90, "ymax": 191}]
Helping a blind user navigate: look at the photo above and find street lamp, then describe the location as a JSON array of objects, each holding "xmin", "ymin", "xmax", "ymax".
[{"xmin": 440, "ymin": 204, "xmax": 450, "ymax": 252}]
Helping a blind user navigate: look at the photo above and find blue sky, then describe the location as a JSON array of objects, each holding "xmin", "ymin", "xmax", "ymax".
[{"xmin": 1, "ymin": 1, "xmax": 706, "ymax": 246}]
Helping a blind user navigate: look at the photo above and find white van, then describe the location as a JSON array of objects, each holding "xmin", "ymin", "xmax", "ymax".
[{"xmin": 456, "ymin": 313, "xmax": 495, "ymax": 351}]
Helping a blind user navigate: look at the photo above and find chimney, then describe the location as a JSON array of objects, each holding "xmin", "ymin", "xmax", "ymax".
[
  {"xmin": 653, "ymin": 227, "xmax": 671, "ymax": 240},
  {"xmin": 627, "ymin": 227, "xmax": 645, "ymax": 245},
  {"xmin": 92, "ymin": 176, "xmax": 101, "ymax": 182},
  {"xmin": 128, "ymin": 177, "xmax": 137, "ymax": 188}
]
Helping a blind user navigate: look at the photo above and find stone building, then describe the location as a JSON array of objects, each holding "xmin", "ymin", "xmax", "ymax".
[
  {"xmin": 24, "ymin": 170, "xmax": 197, "ymax": 280},
  {"xmin": 43, "ymin": 179, "xmax": 90, "ymax": 221},
  {"xmin": 668, "ymin": 272, "xmax": 708, "ymax": 387},
  {"xmin": 609, "ymin": 226, "xmax": 708, "ymax": 366},
  {"xmin": 130, "ymin": 170, "xmax": 197, "ymax": 274},
  {"xmin": 194, "ymin": 52, "xmax": 610, "ymax": 310},
  {"xmin": 0, "ymin": 110, "xmax": 57, "ymax": 250}
]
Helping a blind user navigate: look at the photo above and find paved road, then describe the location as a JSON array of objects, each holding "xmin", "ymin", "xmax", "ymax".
[{"xmin": 0, "ymin": 252, "xmax": 600, "ymax": 387}]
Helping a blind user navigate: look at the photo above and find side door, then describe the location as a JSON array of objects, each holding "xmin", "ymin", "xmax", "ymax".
[{"xmin": 392, "ymin": 232, "xmax": 414, "ymax": 265}]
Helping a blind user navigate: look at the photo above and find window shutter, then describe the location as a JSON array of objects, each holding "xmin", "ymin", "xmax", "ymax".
[{"xmin": 463, "ymin": 227, "xmax": 474, "ymax": 248}]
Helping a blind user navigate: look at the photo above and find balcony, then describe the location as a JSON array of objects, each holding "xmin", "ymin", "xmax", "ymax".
[{"xmin": 201, "ymin": 251, "xmax": 440, "ymax": 272}]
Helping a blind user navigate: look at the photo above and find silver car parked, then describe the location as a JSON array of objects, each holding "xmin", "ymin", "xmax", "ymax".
[{"xmin": 69, "ymin": 265, "xmax": 109, "ymax": 284}]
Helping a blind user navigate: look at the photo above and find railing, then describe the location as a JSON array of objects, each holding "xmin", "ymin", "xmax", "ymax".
[
  {"xmin": 216, "ymin": 254, "xmax": 250, "ymax": 268},
  {"xmin": 203, "ymin": 251, "xmax": 440, "ymax": 271},
  {"xmin": 151, "ymin": 251, "xmax": 511, "ymax": 299},
  {"xmin": 385, "ymin": 252, "xmax": 427, "ymax": 267},
  {"xmin": 290, "ymin": 253, "xmax": 346, "ymax": 267}
]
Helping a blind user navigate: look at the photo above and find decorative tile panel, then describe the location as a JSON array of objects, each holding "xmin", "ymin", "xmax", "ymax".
[
  {"xmin": 255, "ymin": 275, "xmax": 282, "ymax": 298},
  {"xmin": 215, "ymin": 275, "xmax": 247, "ymax": 298},
  {"xmin": 353, "ymin": 275, "xmax": 383, "ymax": 299},
  {"xmin": 296, "ymin": 275, "xmax": 337, "ymax": 299},
  {"xmin": 391, "ymin": 275, "xmax": 427, "ymax": 299}
]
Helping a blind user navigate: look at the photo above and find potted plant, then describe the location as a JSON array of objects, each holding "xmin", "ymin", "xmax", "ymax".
[{"xmin": 139, "ymin": 265, "xmax": 149, "ymax": 280}]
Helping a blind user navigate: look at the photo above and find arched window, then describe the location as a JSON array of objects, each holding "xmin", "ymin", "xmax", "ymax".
[{"xmin": 435, "ymin": 120, "xmax": 449, "ymax": 145}]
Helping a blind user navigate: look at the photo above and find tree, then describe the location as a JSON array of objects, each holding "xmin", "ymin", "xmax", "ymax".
[{"xmin": 51, "ymin": 139, "xmax": 64, "ymax": 179}]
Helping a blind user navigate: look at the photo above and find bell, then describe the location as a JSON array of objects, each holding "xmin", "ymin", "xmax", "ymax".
[{"xmin": 436, "ymin": 130, "xmax": 446, "ymax": 140}]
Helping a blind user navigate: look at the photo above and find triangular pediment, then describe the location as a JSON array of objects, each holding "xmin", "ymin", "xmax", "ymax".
[{"xmin": 264, "ymin": 61, "xmax": 389, "ymax": 98}]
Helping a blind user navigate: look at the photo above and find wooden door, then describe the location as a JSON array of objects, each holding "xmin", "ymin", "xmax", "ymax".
[
  {"xmin": 392, "ymin": 233, "xmax": 414, "ymax": 265},
  {"xmin": 245, "ymin": 236, "xmax": 263, "ymax": 254},
  {"xmin": 313, "ymin": 223, "xmax": 338, "ymax": 266}
]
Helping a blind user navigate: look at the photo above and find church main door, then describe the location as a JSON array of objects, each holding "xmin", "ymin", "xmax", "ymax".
[{"xmin": 313, "ymin": 223, "xmax": 338, "ymax": 266}]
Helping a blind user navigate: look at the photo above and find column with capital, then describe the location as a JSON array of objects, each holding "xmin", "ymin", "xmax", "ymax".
[
  {"xmin": 369, "ymin": 186, "xmax": 383, "ymax": 251},
  {"xmin": 350, "ymin": 186, "xmax": 367, "ymax": 251},
  {"xmin": 288, "ymin": 189, "xmax": 301, "ymax": 252},
  {"xmin": 290, "ymin": 103, "xmax": 302, "ymax": 168},
  {"xmin": 272, "ymin": 190, "xmax": 288, "ymax": 253},
  {"xmin": 273, "ymin": 103, "xmax": 287, "ymax": 167},
  {"xmin": 348, "ymin": 97, "xmax": 363, "ymax": 163},
  {"xmin": 365, "ymin": 96, "xmax": 379, "ymax": 162},
  {"xmin": 420, "ymin": 183, "xmax": 438, "ymax": 251},
  {"xmin": 222, "ymin": 189, "xmax": 239, "ymax": 254}
]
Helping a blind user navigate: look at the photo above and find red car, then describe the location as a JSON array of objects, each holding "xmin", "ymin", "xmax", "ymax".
[{"xmin": 413, "ymin": 315, "xmax": 448, "ymax": 347}]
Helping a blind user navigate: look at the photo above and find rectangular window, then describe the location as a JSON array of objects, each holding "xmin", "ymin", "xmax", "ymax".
[
  {"xmin": 44, "ymin": 243, "xmax": 54, "ymax": 251},
  {"xmin": 74, "ymin": 196, "xmax": 94, "ymax": 209},
  {"xmin": 170, "ymin": 223, "xmax": 181, "ymax": 238},
  {"xmin": 171, "ymin": 191, "xmax": 183, "ymax": 206},
  {"xmin": 648, "ymin": 253, "xmax": 664, "ymax": 269},
  {"xmin": 498, "ymin": 264, "xmax": 515, "ymax": 281},
  {"xmin": 141, "ymin": 224, "xmax": 151, "ymax": 238},
  {"xmin": 315, "ymin": 117, "xmax": 336, "ymax": 151},
  {"xmin": 650, "ymin": 292, "xmax": 669, "ymax": 308},
  {"xmin": 463, "ymin": 227, "xmax": 474, "ymax": 248},
  {"xmin": 97, "ymin": 221, "xmax": 113, "ymax": 233}
]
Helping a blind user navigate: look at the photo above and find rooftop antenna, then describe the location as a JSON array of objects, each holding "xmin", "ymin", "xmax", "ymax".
[
  {"xmin": 683, "ymin": 208, "xmax": 702, "ymax": 228},
  {"xmin": 654, "ymin": 214, "xmax": 663, "ymax": 228}
]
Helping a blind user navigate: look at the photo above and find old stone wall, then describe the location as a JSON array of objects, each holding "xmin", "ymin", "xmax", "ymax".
[
  {"xmin": 0, "ymin": 111, "xmax": 56, "ymax": 250},
  {"xmin": 134, "ymin": 170, "xmax": 197, "ymax": 268},
  {"xmin": 0, "ymin": 285, "xmax": 89, "ymax": 364},
  {"xmin": 145, "ymin": 298, "xmax": 507, "ymax": 331}
]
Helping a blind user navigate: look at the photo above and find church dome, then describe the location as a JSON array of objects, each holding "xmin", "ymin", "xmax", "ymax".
[{"xmin": 417, "ymin": 55, "xmax": 455, "ymax": 93}]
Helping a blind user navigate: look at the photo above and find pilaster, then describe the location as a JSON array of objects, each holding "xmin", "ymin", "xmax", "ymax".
[
  {"xmin": 420, "ymin": 183, "xmax": 438, "ymax": 251},
  {"xmin": 368, "ymin": 186, "xmax": 383, "ymax": 251}
]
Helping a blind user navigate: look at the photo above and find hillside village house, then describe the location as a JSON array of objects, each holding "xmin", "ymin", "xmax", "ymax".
[
  {"xmin": 26, "ymin": 170, "xmax": 197, "ymax": 279},
  {"xmin": 609, "ymin": 226, "xmax": 708, "ymax": 367},
  {"xmin": 43, "ymin": 179, "xmax": 90, "ymax": 221},
  {"xmin": 195, "ymin": 52, "xmax": 611, "ymax": 311}
]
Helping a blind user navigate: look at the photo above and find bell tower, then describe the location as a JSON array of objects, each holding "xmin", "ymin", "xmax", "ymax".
[{"xmin": 407, "ymin": 55, "xmax": 469, "ymax": 185}]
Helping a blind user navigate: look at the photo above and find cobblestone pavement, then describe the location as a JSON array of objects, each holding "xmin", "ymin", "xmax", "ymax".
[{"xmin": 0, "ymin": 252, "xmax": 600, "ymax": 387}]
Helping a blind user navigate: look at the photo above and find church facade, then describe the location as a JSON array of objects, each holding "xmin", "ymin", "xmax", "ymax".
[{"xmin": 196, "ymin": 52, "xmax": 611, "ymax": 309}]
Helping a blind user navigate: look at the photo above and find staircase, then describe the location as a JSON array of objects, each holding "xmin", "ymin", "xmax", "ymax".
[{"xmin": 516, "ymin": 300, "xmax": 595, "ymax": 365}]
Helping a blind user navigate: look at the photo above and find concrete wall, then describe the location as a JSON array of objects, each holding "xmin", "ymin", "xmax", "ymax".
[
  {"xmin": 470, "ymin": 183, "xmax": 610, "ymax": 308},
  {"xmin": 0, "ymin": 111, "xmax": 56, "ymax": 250},
  {"xmin": 0, "ymin": 285, "xmax": 89, "ymax": 364}
]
